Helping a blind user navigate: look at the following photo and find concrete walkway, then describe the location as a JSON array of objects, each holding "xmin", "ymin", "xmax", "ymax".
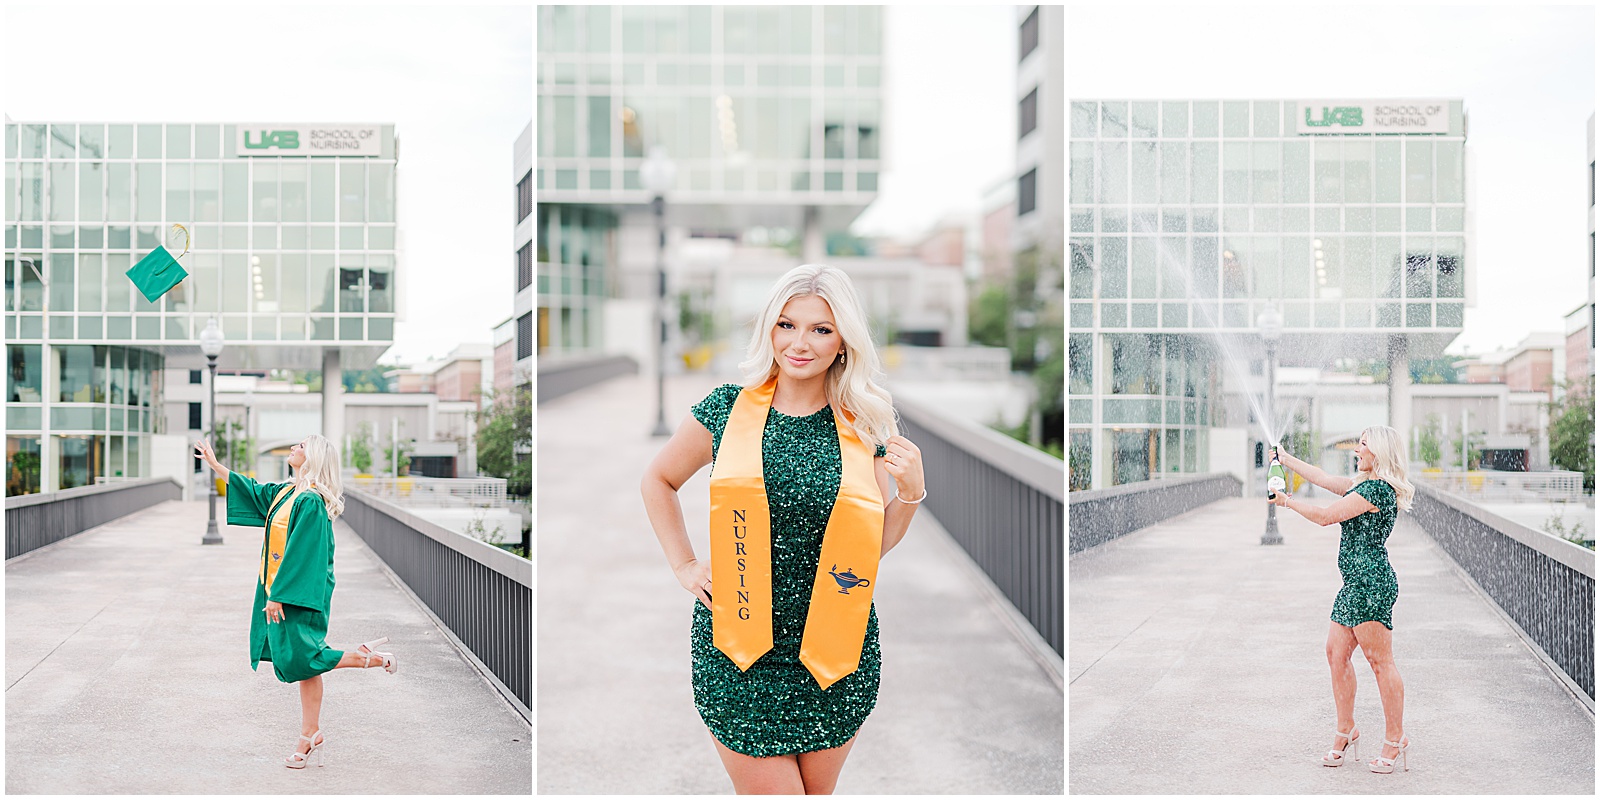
[
  {"xmin": 537, "ymin": 372, "xmax": 1064, "ymax": 794},
  {"xmin": 1069, "ymin": 496, "xmax": 1594, "ymax": 794},
  {"xmin": 5, "ymin": 499, "xmax": 531, "ymax": 794}
]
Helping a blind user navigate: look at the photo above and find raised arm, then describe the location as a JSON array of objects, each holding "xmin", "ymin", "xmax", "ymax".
[
  {"xmin": 877, "ymin": 435, "xmax": 925, "ymax": 557},
  {"xmin": 640, "ymin": 415, "xmax": 716, "ymax": 608},
  {"xmin": 1273, "ymin": 444, "xmax": 1354, "ymax": 496},
  {"xmin": 194, "ymin": 438, "xmax": 231, "ymax": 482},
  {"xmin": 1270, "ymin": 487, "xmax": 1376, "ymax": 527}
]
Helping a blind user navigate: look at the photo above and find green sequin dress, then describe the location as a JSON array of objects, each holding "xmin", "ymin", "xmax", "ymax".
[
  {"xmin": 1330, "ymin": 479, "xmax": 1400, "ymax": 630},
  {"xmin": 690, "ymin": 384, "xmax": 886, "ymax": 758}
]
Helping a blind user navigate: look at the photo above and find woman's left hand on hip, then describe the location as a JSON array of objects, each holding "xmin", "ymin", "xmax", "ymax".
[{"xmin": 884, "ymin": 435, "xmax": 925, "ymax": 498}]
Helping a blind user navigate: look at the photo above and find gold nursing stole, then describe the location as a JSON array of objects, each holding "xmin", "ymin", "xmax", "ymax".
[
  {"xmin": 259, "ymin": 484, "xmax": 304, "ymax": 595},
  {"xmin": 710, "ymin": 379, "xmax": 885, "ymax": 690}
]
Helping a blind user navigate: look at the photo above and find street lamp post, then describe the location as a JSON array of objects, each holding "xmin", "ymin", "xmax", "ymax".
[
  {"xmin": 641, "ymin": 146, "xmax": 678, "ymax": 438},
  {"xmin": 200, "ymin": 317, "xmax": 226, "ymax": 545},
  {"xmin": 1258, "ymin": 303, "xmax": 1283, "ymax": 546}
]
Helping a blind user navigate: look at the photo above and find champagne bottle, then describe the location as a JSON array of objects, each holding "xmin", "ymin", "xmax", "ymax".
[{"xmin": 1267, "ymin": 448, "xmax": 1287, "ymax": 499}]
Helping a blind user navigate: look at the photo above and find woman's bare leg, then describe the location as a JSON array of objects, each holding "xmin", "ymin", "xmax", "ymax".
[
  {"xmin": 295, "ymin": 675, "xmax": 325, "ymax": 755},
  {"xmin": 1353, "ymin": 620, "xmax": 1406, "ymax": 763},
  {"xmin": 711, "ymin": 735, "xmax": 805, "ymax": 794},
  {"xmin": 1325, "ymin": 622, "xmax": 1360, "ymax": 755},
  {"xmin": 332, "ymin": 643, "xmax": 389, "ymax": 669},
  {"xmin": 796, "ymin": 736, "xmax": 856, "ymax": 795}
]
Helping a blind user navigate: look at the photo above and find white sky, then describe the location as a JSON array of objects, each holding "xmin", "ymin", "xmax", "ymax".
[
  {"xmin": 849, "ymin": 5, "xmax": 1018, "ymax": 240},
  {"xmin": 1067, "ymin": 2, "xmax": 1597, "ymax": 357},
  {"xmin": 2, "ymin": 0, "xmax": 533, "ymax": 367}
]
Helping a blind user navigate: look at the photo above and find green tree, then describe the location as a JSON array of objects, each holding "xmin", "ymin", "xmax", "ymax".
[
  {"xmin": 349, "ymin": 421, "xmax": 375, "ymax": 474},
  {"xmin": 213, "ymin": 417, "xmax": 256, "ymax": 474},
  {"xmin": 9, "ymin": 450, "xmax": 41, "ymax": 495},
  {"xmin": 476, "ymin": 386, "xmax": 532, "ymax": 496},
  {"xmin": 1549, "ymin": 376, "xmax": 1595, "ymax": 490},
  {"xmin": 1416, "ymin": 414, "xmax": 1444, "ymax": 468},
  {"xmin": 381, "ymin": 430, "xmax": 415, "ymax": 477},
  {"xmin": 968, "ymin": 283, "xmax": 1010, "ymax": 348},
  {"xmin": 1449, "ymin": 427, "xmax": 1486, "ymax": 470}
]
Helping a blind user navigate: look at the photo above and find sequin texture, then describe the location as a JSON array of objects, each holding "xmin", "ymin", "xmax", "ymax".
[
  {"xmin": 1331, "ymin": 479, "xmax": 1400, "ymax": 630},
  {"xmin": 690, "ymin": 384, "xmax": 886, "ymax": 758}
]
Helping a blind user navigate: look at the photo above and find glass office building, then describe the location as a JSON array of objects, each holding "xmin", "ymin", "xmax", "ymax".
[
  {"xmin": 5, "ymin": 121, "xmax": 399, "ymax": 493},
  {"xmin": 1068, "ymin": 99, "xmax": 1471, "ymax": 489},
  {"xmin": 536, "ymin": 5, "xmax": 883, "ymax": 354}
]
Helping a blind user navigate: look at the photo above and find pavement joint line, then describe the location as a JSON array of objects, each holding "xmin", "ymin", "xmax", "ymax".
[
  {"xmin": 4, "ymin": 597, "xmax": 117, "ymax": 693},
  {"xmin": 343, "ymin": 517, "xmax": 533, "ymax": 726},
  {"xmin": 1069, "ymin": 611, "xmax": 1156, "ymax": 686}
]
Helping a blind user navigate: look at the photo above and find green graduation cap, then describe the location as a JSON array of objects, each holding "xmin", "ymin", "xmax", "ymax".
[{"xmin": 126, "ymin": 224, "xmax": 191, "ymax": 303}]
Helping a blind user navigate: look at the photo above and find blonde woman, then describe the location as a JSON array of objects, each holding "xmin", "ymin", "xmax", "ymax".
[
  {"xmin": 1270, "ymin": 426, "xmax": 1415, "ymax": 774},
  {"xmin": 194, "ymin": 434, "xmax": 397, "ymax": 769},
  {"xmin": 641, "ymin": 264, "xmax": 927, "ymax": 794}
]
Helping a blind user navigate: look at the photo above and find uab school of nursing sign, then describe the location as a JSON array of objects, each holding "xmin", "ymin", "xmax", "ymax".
[
  {"xmin": 1295, "ymin": 100, "xmax": 1451, "ymax": 134},
  {"xmin": 234, "ymin": 125, "xmax": 382, "ymax": 156}
]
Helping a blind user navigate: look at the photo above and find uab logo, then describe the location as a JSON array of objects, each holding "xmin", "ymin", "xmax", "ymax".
[
  {"xmin": 244, "ymin": 130, "xmax": 301, "ymax": 150},
  {"xmin": 1305, "ymin": 106, "xmax": 1364, "ymax": 128}
]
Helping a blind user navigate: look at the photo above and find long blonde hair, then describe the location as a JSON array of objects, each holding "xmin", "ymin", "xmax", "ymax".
[
  {"xmin": 739, "ymin": 264, "xmax": 898, "ymax": 448},
  {"xmin": 1358, "ymin": 425, "xmax": 1414, "ymax": 512},
  {"xmin": 294, "ymin": 434, "xmax": 346, "ymax": 520}
]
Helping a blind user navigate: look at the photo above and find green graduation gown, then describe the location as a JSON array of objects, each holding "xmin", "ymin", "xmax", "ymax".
[{"xmin": 227, "ymin": 472, "xmax": 344, "ymax": 683}]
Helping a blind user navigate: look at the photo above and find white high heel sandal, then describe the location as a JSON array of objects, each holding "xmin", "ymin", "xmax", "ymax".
[
  {"xmin": 285, "ymin": 730, "xmax": 325, "ymax": 769},
  {"xmin": 356, "ymin": 637, "xmax": 397, "ymax": 674},
  {"xmin": 1321, "ymin": 727, "xmax": 1360, "ymax": 766},
  {"xmin": 1368, "ymin": 736, "xmax": 1410, "ymax": 773}
]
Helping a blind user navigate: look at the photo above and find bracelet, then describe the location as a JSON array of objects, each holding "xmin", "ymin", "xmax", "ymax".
[{"xmin": 895, "ymin": 488, "xmax": 927, "ymax": 505}]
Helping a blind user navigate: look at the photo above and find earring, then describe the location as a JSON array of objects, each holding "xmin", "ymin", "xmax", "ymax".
[{"xmin": 838, "ymin": 351, "xmax": 846, "ymax": 366}]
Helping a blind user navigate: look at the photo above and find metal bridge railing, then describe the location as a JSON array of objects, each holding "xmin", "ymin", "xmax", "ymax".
[
  {"xmin": 1409, "ymin": 483, "xmax": 1595, "ymax": 705},
  {"xmin": 896, "ymin": 397, "xmax": 1064, "ymax": 657},
  {"xmin": 342, "ymin": 488, "xmax": 532, "ymax": 718},
  {"xmin": 1412, "ymin": 469, "xmax": 1586, "ymax": 502},
  {"xmin": 1067, "ymin": 474, "xmax": 1244, "ymax": 555},
  {"xmin": 5, "ymin": 478, "xmax": 183, "ymax": 560},
  {"xmin": 537, "ymin": 354, "xmax": 638, "ymax": 405},
  {"xmin": 346, "ymin": 475, "xmax": 509, "ymax": 507}
]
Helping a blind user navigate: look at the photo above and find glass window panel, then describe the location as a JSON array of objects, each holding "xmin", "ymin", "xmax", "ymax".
[
  {"xmin": 49, "ymin": 163, "xmax": 74, "ymax": 221},
  {"xmin": 193, "ymin": 163, "xmax": 219, "ymax": 222},
  {"xmin": 1162, "ymin": 101, "xmax": 1188, "ymax": 138},
  {"xmin": 1189, "ymin": 142, "xmax": 1217, "ymax": 203},
  {"xmin": 1437, "ymin": 207, "xmax": 1464, "ymax": 231},
  {"xmin": 1345, "ymin": 207, "xmax": 1371, "ymax": 232},
  {"xmin": 1344, "ymin": 236, "xmax": 1372, "ymax": 297},
  {"xmin": 1132, "ymin": 102, "xmax": 1158, "ymax": 138},
  {"xmin": 1374, "ymin": 140, "xmax": 1402, "ymax": 202},
  {"xmin": 1342, "ymin": 139, "xmax": 1372, "ymax": 203},
  {"xmin": 1436, "ymin": 236, "xmax": 1464, "ymax": 298},
  {"xmin": 1071, "ymin": 101, "xmax": 1097, "ymax": 138},
  {"xmin": 1101, "ymin": 102, "xmax": 1128, "ymax": 138},
  {"xmin": 1313, "ymin": 138, "xmax": 1341, "ymax": 203},
  {"xmin": 1407, "ymin": 207, "xmax": 1431, "ymax": 232},
  {"xmin": 1192, "ymin": 237, "xmax": 1218, "ymax": 298},
  {"xmin": 368, "ymin": 163, "xmax": 394, "ymax": 223},
  {"xmin": 222, "ymin": 225, "xmax": 247, "ymax": 249},
  {"xmin": 222, "ymin": 163, "xmax": 247, "ymax": 222},
  {"xmin": 1251, "ymin": 141, "xmax": 1280, "ymax": 203},
  {"xmin": 280, "ymin": 163, "xmax": 307, "ymax": 222},
  {"xmin": 1131, "ymin": 142, "xmax": 1158, "ymax": 203},
  {"xmin": 309, "ymin": 255, "xmax": 336, "ymax": 312},
  {"xmin": 1101, "ymin": 237, "xmax": 1128, "ymax": 298},
  {"xmin": 166, "ymin": 125, "xmax": 190, "ymax": 159},
  {"xmin": 369, "ymin": 255, "xmax": 394, "ymax": 312},
  {"xmin": 552, "ymin": 96, "xmax": 576, "ymax": 157},
  {"xmin": 309, "ymin": 162, "xmax": 335, "ymax": 222},
  {"xmin": 78, "ymin": 254, "xmax": 102, "ymax": 312},
  {"xmin": 189, "ymin": 252, "xmax": 217, "ymax": 313},
  {"xmin": 339, "ymin": 317, "xmax": 364, "ymax": 341},
  {"xmin": 19, "ymin": 163, "xmax": 43, "ymax": 221},
  {"xmin": 1070, "ymin": 142, "xmax": 1095, "ymax": 204},
  {"xmin": 1160, "ymin": 237, "xmax": 1187, "ymax": 298},
  {"xmin": 78, "ymin": 124, "xmax": 104, "ymax": 159},
  {"xmin": 309, "ymin": 226, "xmax": 334, "ymax": 250},
  {"xmin": 1279, "ymin": 140, "xmax": 1309, "ymax": 203},
  {"xmin": 1406, "ymin": 302, "xmax": 1432, "ymax": 328},
  {"xmin": 136, "ymin": 125, "xmax": 162, "ymax": 159},
  {"xmin": 340, "ymin": 225, "xmax": 363, "ymax": 250},
  {"xmin": 1160, "ymin": 142, "xmax": 1187, "ymax": 204},
  {"xmin": 77, "ymin": 162, "xmax": 104, "ymax": 222},
  {"xmin": 49, "ymin": 253, "xmax": 75, "ymax": 312},
  {"xmin": 1436, "ymin": 140, "xmax": 1463, "ymax": 203},
  {"xmin": 165, "ymin": 163, "xmax": 190, "ymax": 222},
  {"xmin": 1405, "ymin": 140, "xmax": 1433, "ymax": 203},
  {"xmin": 339, "ymin": 163, "xmax": 365, "ymax": 222},
  {"xmin": 47, "ymin": 124, "xmax": 75, "ymax": 158},
  {"xmin": 369, "ymin": 226, "xmax": 395, "ymax": 249},
  {"xmin": 1405, "ymin": 241, "xmax": 1434, "ymax": 298},
  {"xmin": 106, "ymin": 125, "xmax": 133, "ymax": 159},
  {"xmin": 1222, "ymin": 101, "xmax": 1249, "ymax": 138},
  {"xmin": 1222, "ymin": 142, "xmax": 1249, "ymax": 203},
  {"xmin": 221, "ymin": 254, "xmax": 248, "ymax": 312},
  {"xmin": 1437, "ymin": 303, "xmax": 1463, "ymax": 327},
  {"xmin": 1282, "ymin": 236, "xmax": 1310, "ymax": 298},
  {"xmin": 1131, "ymin": 239, "xmax": 1158, "ymax": 298},
  {"xmin": 1098, "ymin": 142, "xmax": 1128, "ymax": 204},
  {"xmin": 194, "ymin": 124, "xmax": 220, "ymax": 159},
  {"xmin": 1253, "ymin": 101, "xmax": 1280, "ymax": 137},
  {"xmin": 1192, "ymin": 102, "xmax": 1218, "ymax": 138},
  {"xmin": 252, "ymin": 161, "xmax": 278, "ymax": 222}
]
